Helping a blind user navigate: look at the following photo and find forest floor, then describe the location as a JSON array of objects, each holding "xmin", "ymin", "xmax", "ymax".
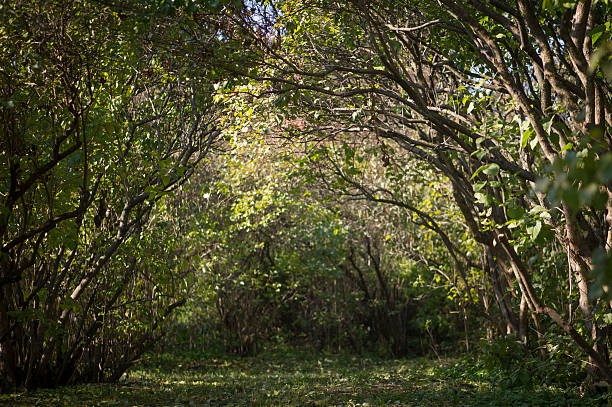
[{"xmin": 1, "ymin": 345, "xmax": 611, "ymax": 406}]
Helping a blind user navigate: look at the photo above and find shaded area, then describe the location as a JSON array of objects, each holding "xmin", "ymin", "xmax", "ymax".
[{"xmin": 1, "ymin": 347, "xmax": 609, "ymax": 406}]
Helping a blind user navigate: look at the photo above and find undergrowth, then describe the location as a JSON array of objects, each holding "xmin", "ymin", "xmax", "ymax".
[{"xmin": 1, "ymin": 343, "xmax": 610, "ymax": 406}]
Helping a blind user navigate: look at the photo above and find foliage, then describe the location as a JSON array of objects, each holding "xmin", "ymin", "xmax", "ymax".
[
  {"xmin": 3, "ymin": 0, "xmax": 612, "ymax": 396},
  {"xmin": 0, "ymin": 0, "xmax": 226, "ymax": 390},
  {"xmin": 219, "ymin": 0, "xmax": 612, "ymax": 383}
]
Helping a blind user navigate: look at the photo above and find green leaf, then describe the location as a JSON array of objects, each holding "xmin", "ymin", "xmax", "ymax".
[
  {"xmin": 527, "ymin": 220, "xmax": 542, "ymax": 241},
  {"xmin": 507, "ymin": 206, "xmax": 524, "ymax": 220},
  {"xmin": 473, "ymin": 181, "xmax": 487, "ymax": 192},
  {"xmin": 472, "ymin": 149, "xmax": 487, "ymax": 160},
  {"xmin": 591, "ymin": 25, "xmax": 606, "ymax": 45},
  {"xmin": 482, "ymin": 163, "xmax": 500, "ymax": 176},
  {"xmin": 506, "ymin": 220, "xmax": 521, "ymax": 229},
  {"xmin": 528, "ymin": 205, "xmax": 547, "ymax": 216},
  {"xmin": 529, "ymin": 135, "xmax": 539, "ymax": 150},
  {"xmin": 474, "ymin": 192, "xmax": 493, "ymax": 206},
  {"xmin": 520, "ymin": 128, "xmax": 532, "ymax": 149},
  {"xmin": 471, "ymin": 162, "xmax": 499, "ymax": 180}
]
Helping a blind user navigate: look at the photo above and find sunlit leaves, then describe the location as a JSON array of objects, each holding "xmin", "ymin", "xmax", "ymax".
[{"xmin": 471, "ymin": 163, "xmax": 499, "ymax": 180}]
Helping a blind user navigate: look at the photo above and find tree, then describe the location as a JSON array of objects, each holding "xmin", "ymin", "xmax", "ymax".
[
  {"xmin": 226, "ymin": 0, "xmax": 612, "ymax": 382},
  {"xmin": 0, "ymin": 0, "xmax": 226, "ymax": 390}
]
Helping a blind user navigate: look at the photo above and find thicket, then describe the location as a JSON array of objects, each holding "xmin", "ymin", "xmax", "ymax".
[
  {"xmin": 2, "ymin": 0, "xmax": 612, "ymax": 395},
  {"xmin": 0, "ymin": 0, "xmax": 226, "ymax": 390}
]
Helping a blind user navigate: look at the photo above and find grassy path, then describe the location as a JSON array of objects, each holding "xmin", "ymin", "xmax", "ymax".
[{"xmin": 1, "ymin": 346, "xmax": 610, "ymax": 406}]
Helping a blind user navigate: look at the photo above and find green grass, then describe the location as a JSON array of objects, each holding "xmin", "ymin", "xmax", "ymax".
[{"xmin": 2, "ymin": 345, "xmax": 611, "ymax": 406}]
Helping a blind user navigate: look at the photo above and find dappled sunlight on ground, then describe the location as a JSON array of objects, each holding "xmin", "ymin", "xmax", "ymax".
[{"xmin": 1, "ymin": 347, "xmax": 609, "ymax": 406}]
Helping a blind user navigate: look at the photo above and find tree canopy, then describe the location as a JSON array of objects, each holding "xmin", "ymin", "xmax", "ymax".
[{"xmin": 2, "ymin": 0, "xmax": 612, "ymax": 395}]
